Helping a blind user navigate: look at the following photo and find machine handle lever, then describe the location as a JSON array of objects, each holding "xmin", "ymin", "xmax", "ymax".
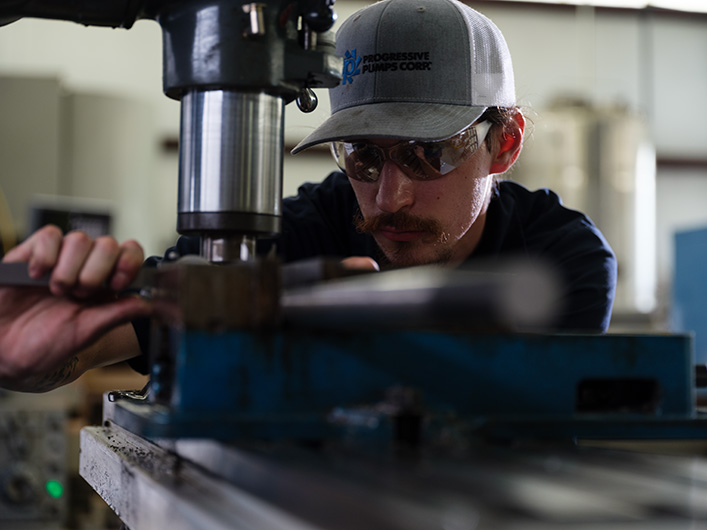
[{"xmin": 296, "ymin": 87, "xmax": 318, "ymax": 112}]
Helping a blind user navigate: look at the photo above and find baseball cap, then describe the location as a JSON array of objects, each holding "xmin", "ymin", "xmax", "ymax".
[{"xmin": 292, "ymin": 0, "xmax": 516, "ymax": 154}]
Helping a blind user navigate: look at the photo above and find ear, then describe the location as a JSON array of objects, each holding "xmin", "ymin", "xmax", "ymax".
[{"xmin": 488, "ymin": 111, "xmax": 525, "ymax": 175}]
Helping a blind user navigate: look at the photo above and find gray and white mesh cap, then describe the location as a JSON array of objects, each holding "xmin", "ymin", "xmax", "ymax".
[{"xmin": 292, "ymin": 0, "xmax": 516, "ymax": 153}]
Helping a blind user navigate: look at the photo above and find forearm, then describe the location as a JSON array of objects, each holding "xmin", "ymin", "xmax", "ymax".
[{"xmin": 6, "ymin": 323, "xmax": 142, "ymax": 393}]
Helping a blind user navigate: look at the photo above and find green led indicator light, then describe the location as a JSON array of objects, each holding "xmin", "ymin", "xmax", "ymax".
[{"xmin": 45, "ymin": 480, "xmax": 64, "ymax": 499}]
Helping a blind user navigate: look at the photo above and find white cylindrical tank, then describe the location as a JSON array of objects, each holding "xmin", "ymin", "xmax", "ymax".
[{"xmin": 514, "ymin": 100, "xmax": 657, "ymax": 316}]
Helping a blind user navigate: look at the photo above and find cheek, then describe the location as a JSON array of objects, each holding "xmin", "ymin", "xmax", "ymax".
[
  {"xmin": 466, "ymin": 177, "xmax": 492, "ymax": 214},
  {"xmin": 429, "ymin": 176, "xmax": 491, "ymax": 229}
]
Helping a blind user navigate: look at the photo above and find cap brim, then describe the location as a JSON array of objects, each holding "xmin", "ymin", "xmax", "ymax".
[{"xmin": 291, "ymin": 102, "xmax": 487, "ymax": 154}]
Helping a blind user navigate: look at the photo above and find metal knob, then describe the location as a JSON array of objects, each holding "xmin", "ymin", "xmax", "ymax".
[{"xmin": 296, "ymin": 87, "xmax": 318, "ymax": 113}]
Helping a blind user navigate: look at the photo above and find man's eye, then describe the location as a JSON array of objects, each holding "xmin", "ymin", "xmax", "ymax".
[
  {"xmin": 407, "ymin": 145, "xmax": 442, "ymax": 173},
  {"xmin": 397, "ymin": 148, "xmax": 427, "ymax": 170},
  {"xmin": 351, "ymin": 142, "xmax": 369, "ymax": 151},
  {"xmin": 352, "ymin": 149, "xmax": 379, "ymax": 167},
  {"xmin": 420, "ymin": 144, "xmax": 444, "ymax": 160},
  {"xmin": 349, "ymin": 148, "xmax": 383, "ymax": 182}
]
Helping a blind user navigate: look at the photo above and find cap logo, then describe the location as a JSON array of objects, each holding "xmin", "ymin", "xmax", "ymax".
[
  {"xmin": 342, "ymin": 49, "xmax": 362, "ymax": 85},
  {"xmin": 341, "ymin": 49, "xmax": 432, "ymax": 84}
]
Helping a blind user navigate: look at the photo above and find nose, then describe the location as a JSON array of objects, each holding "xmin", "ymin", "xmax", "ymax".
[{"xmin": 375, "ymin": 161, "xmax": 415, "ymax": 213}]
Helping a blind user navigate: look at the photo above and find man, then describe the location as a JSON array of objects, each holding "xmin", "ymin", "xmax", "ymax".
[{"xmin": 0, "ymin": 0, "xmax": 616, "ymax": 391}]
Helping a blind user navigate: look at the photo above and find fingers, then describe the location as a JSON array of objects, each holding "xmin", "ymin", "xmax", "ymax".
[
  {"xmin": 57, "ymin": 235, "xmax": 145, "ymax": 297},
  {"xmin": 3, "ymin": 225, "xmax": 63, "ymax": 277},
  {"xmin": 77, "ymin": 236, "xmax": 121, "ymax": 289},
  {"xmin": 341, "ymin": 256, "xmax": 380, "ymax": 272},
  {"xmin": 3, "ymin": 225, "xmax": 145, "ymax": 297},
  {"xmin": 109, "ymin": 240, "xmax": 145, "ymax": 291},
  {"xmin": 51, "ymin": 231, "xmax": 98, "ymax": 296}
]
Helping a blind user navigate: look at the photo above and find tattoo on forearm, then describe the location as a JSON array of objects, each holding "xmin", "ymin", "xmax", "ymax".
[{"xmin": 35, "ymin": 356, "xmax": 79, "ymax": 392}]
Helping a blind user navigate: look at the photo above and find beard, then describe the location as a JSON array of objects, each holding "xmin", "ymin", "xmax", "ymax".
[{"xmin": 353, "ymin": 210, "xmax": 454, "ymax": 268}]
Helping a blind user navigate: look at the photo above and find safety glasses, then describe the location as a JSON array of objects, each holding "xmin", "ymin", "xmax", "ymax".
[{"xmin": 330, "ymin": 121, "xmax": 492, "ymax": 183}]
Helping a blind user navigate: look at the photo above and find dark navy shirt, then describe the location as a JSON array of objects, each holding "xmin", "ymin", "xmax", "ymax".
[{"xmin": 129, "ymin": 172, "xmax": 616, "ymax": 372}]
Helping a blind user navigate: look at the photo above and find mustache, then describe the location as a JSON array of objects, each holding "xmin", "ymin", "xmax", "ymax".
[{"xmin": 354, "ymin": 210, "xmax": 444, "ymax": 235}]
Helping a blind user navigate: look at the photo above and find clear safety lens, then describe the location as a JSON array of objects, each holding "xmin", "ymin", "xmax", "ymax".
[{"xmin": 331, "ymin": 121, "xmax": 492, "ymax": 182}]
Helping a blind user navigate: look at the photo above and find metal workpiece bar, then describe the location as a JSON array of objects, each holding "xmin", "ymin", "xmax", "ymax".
[
  {"xmin": 280, "ymin": 256, "xmax": 370, "ymax": 288},
  {"xmin": 282, "ymin": 261, "xmax": 562, "ymax": 331},
  {"xmin": 0, "ymin": 257, "xmax": 560, "ymax": 331},
  {"xmin": 0, "ymin": 262, "xmax": 50, "ymax": 287},
  {"xmin": 0, "ymin": 262, "xmax": 157, "ymax": 294},
  {"xmin": 0, "ymin": 257, "xmax": 352, "ymax": 290}
]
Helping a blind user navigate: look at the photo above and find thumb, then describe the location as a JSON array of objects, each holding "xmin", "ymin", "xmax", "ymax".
[
  {"xmin": 75, "ymin": 296, "xmax": 153, "ymax": 349},
  {"xmin": 341, "ymin": 256, "xmax": 380, "ymax": 272}
]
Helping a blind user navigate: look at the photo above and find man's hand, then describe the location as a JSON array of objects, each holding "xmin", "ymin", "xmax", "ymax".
[{"xmin": 0, "ymin": 225, "xmax": 151, "ymax": 392}]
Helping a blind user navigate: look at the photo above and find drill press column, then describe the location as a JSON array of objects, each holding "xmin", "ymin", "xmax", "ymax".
[{"xmin": 178, "ymin": 90, "xmax": 284, "ymax": 262}]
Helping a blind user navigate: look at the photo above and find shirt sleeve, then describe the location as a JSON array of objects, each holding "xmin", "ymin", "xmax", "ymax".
[
  {"xmin": 549, "ymin": 218, "xmax": 617, "ymax": 333},
  {"xmin": 517, "ymin": 187, "xmax": 618, "ymax": 333}
]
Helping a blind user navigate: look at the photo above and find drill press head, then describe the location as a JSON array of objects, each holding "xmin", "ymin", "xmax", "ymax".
[
  {"xmin": 159, "ymin": 0, "xmax": 341, "ymax": 262},
  {"xmin": 0, "ymin": 0, "xmax": 341, "ymax": 262}
]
